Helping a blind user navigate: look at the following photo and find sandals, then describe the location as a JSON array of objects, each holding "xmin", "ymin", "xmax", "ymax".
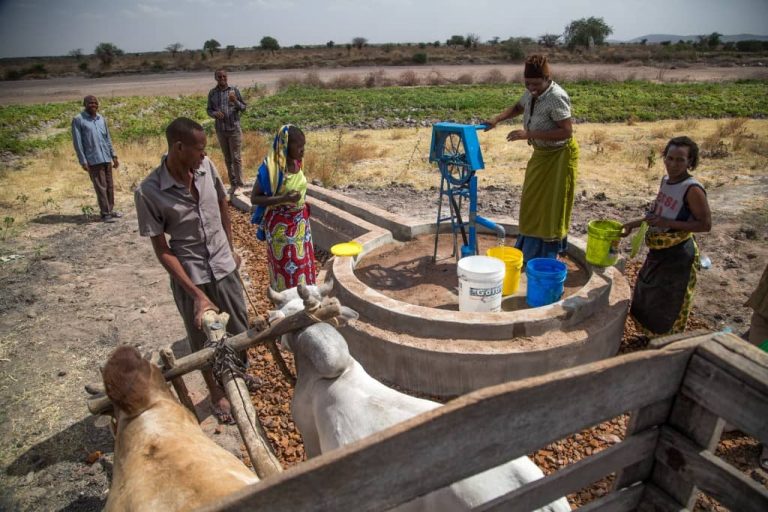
[{"xmin": 212, "ymin": 406, "xmax": 236, "ymax": 425}]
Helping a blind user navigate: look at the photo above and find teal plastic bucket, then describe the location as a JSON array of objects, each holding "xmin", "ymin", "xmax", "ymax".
[{"xmin": 526, "ymin": 258, "xmax": 568, "ymax": 307}]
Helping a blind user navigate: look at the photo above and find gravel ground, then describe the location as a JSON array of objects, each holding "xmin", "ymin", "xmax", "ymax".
[{"xmin": 229, "ymin": 203, "xmax": 767, "ymax": 510}]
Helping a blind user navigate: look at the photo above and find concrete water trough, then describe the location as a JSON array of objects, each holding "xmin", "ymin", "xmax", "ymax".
[{"xmin": 235, "ymin": 184, "xmax": 631, "ymax": 398}]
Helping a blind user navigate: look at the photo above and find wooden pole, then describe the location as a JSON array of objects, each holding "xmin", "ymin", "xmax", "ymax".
[
  {"xmin": 87, "ymin": 299, "xmax": 341, "ymax": 416},
  {"xmin": 266, "ymin": 339, "xmax": 296, "ymax": 386},
  {"xmin": 223, "ymin": 372, "xmax": 283, "ymax": 478},
  {"xmin": 160, "ymin": 348, "xmax": 200, "ymax": 423}
]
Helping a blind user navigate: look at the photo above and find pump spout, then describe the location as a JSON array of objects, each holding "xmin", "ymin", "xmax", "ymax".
[{"xmin": 475, "ymin": 215, "xmax": 506, "ymax": 243}]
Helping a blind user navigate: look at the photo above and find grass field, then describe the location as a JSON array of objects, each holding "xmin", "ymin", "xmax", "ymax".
[
  {"xmin": 2, "ymin": 80, "xmax": 767, "ymax": 155},
  {"xmin": 1, "ymin": 80, "xmax": 767, "ymax": 239}
]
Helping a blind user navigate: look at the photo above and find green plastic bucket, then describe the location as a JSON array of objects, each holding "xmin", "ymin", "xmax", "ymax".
[{"xmin": 586, "ymin": 220, "xmax": 623, "ymax": 267}]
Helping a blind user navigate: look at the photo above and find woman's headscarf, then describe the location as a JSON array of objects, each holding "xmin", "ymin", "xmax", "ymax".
[{"xmin": 251, "ymin": 124, "xmax": 294, "ymax": 239}]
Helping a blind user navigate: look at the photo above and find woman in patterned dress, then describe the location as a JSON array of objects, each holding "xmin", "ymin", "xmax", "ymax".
[
  {"xmin": 250, "ymin": 124, "xmax": 317, "ymax": 291},
  {"xmin": 483, "ymin": 54, "xmax": 579, "ymax": 263}
]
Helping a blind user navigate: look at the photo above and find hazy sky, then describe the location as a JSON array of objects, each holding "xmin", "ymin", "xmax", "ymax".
[{"xmin": 0, "ymin": 0, "xmax": 766, "ymax": 58}]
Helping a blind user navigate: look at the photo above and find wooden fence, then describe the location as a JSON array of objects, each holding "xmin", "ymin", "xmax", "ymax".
[{"xmin": 197, "ymin": 332, "xmax": 767, "ymax": 512}]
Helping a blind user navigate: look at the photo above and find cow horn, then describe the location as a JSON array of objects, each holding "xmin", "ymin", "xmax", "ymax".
[
  {"xmin": 267, "ymin": 287, "xmax": 286, "ymax": 305},
  {"xmin": 318, "ymin": 278, "xmax": 334, "ymax": 297},
  {"xmin": 297, "ymin": 284, "xmax": 310, "ymax": 300}
]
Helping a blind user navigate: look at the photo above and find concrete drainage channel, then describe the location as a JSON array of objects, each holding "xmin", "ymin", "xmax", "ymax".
[{"xmin": 233, "ymin": 184, "xmax": 630, "ymax": 398}]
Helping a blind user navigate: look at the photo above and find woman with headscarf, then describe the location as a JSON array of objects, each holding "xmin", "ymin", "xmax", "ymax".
[
  {"xmin": 251, "ymin": 124, "xmax": 317, "ymax": 291},
  {"xmin": 484, "ymin": 54, "xmax": 579, "ymax": 263}
]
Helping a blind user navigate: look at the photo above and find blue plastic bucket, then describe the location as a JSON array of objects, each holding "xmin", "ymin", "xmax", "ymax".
[{"xmin": 526, "ymin": 258, "xmax": 568, "ymax": 307}]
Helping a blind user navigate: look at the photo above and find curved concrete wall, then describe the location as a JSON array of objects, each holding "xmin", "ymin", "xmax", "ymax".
[
  {"xmin": 340, "ymin": 269, "xmax": 629, "ymax": 397},
  {"xmin": 235, "ymin": 185, "xmax": 631, "ymax": 397}
]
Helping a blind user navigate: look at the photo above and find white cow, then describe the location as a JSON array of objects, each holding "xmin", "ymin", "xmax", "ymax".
[
  {"xmin": 268, "ymin": 284, "xmax": 570, "ymax": 512},
  {"xmin": 101, "ymin": 345, "xmax": 259, "ymax": 511}
]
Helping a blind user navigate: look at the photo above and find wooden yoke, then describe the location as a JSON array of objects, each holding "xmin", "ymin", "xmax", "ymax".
[
  {"xmin": 202, "ymin": 310, "xmax": 283, "ymax": 479},
  {"xmin": 86, "ymin": 297, "xmax": 343, "ymax": 417}
]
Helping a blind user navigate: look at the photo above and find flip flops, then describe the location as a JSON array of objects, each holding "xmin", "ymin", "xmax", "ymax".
[{"xmin": 212, "ymin": 406, "xmax": 236, "ymax": 425}]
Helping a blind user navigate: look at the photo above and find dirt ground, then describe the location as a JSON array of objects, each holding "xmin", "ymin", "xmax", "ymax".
[{"xmin": 1, "ymin": 67, "xmax": 767, "ymax": 510}]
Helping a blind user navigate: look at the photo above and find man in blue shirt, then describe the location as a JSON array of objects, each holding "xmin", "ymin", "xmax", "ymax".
[
  {"xmin": 207, "ymin": 69, "xmax": 246, "ymax": 196},
  {"xmin": 72, "ymin": 95, "xmax": 121, "ymax": 222}
]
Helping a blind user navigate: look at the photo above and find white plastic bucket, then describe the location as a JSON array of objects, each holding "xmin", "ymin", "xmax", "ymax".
[{"xmin": 457, "ymin": 256, "xmax": 505, "ymax": 312}]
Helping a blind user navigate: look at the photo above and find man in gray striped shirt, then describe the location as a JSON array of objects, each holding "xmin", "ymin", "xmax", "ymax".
[{"xmin": 207, "ymin": 69, "xmax": 246, "ymax": 196}]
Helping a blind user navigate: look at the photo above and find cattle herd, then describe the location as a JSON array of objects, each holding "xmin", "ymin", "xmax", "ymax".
[{"xmin": 100, "ymin": 284, "xmax": 569, "ymax": 511}]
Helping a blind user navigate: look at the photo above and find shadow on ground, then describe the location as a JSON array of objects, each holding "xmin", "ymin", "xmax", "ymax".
[
  {"xmin": 32, "ymin": 214, "xmax": 95, "ymax": 225},
  {"xmin": 57, "ymin": 495, "xmax": 105, "ymax": 512},
  {"xmin": 6, "ymin": 416, "xmax": 112, "ymax": 476}
]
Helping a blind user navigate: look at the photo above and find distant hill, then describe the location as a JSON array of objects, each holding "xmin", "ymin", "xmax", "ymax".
[{"xmin": 627, "ymin": 33, "xmax": 768, "ymax": 44}]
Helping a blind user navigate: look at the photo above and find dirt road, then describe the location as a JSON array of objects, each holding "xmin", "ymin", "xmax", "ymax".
[{"xmin": 2, "ymin": 63, "xmax": 767, "ymax": 105}]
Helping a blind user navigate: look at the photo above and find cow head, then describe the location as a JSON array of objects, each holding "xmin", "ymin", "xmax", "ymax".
[
  {"xmin": 102, "ymin": 345, "xmax": 170, "ymax": 420},
  {"xmin": 266, "ymin": 280, "xmax": 358, "ymax": 356}
]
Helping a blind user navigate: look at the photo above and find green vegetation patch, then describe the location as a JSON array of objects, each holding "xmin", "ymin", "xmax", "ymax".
[{"xmin": 2, "ymin": 81, "xmax": 767, "ymax": 155}]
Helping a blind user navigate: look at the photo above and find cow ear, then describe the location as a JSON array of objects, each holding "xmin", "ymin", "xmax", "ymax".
[
  {"xmin": 337, "ymin": 306, "xmax": 359, "ymax": 326},
  {"xmin": 267, "ymin": 287, "xmax": 286, "ymax": 306},
  {"xmin": 267, "ymin": 310, "xmax": 285, "ymax": 325},
  {"xmin": 317, "ymin": 278, "xmax": 334, "ymax": 297}
]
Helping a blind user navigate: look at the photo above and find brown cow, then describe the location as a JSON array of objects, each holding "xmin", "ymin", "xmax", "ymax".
[{"xmin": 102, "ymin": 345, "xmax": 258, "ymax": 511}]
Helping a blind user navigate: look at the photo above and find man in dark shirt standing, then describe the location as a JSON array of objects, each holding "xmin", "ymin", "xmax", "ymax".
[{"xmin": 207, "ymin": 69, "xmax": 246, "ymax": 196}]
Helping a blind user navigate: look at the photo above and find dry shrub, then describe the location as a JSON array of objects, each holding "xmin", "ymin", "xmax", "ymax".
[
  {"xmin": 604, "ymin": 140, "xmax": 622, "ymax": 152},
  {"xmin": 398, "ymin": 70, "xmax": 420, "ymax": 86},
  {"xmin": 701, "ymin": 132, "xmax": 730, "ymax": 159},
  {"xmin": 276, "ymin": 74, "xmax": 303, "ymax": 90},
  {"xmin": 343, "ymin": 140, "xmax": 372, "ymax": 164},
  {"xmin": 479, "ymin": 69, "xmax": 506, "ymax": 84},
  {"xmin": 623, "ymin": 72, "xmax": 638, "ymax": 82},
  {"xmin": 589, "ymin": 129, "xmax": 608, "ymax": 146},
  {"xmin": 717, "ymin": 117, "xmax": 748, "ymax": 138},
  {"xmin": 425, "ymin": 70, "xmax": 449, "ymax": 85},
  {"xmin": 303, "ymin": 151, "xmax": 334, "ymax": 186},
  {"xmin": 302, "ymin": 71, "xmax": 324, "ymax": 88},
  {"xmin": 364, "ymin": 70, "xmax": 394, "ymax": 88},
  {"xmin": 327, "ymin": 73, "xmax": 363, "ymax": 89},
  {"xmin": 591, "ymin": 71, "xmax": 619, "ymax": 82},
  {"xmin": 747, "ymin": 138, "xmax": 768, "ymax": 157},
  {"xmin": 650, "ymin": 126, "xmax": 671, "ymax": 139},
  {"xmin": 626, "ymin": 114, "xmax": 639, "ymax": 126},
  {"xmin": 455, "ymin": 73, "xmax": 474, "ymax": 85},
  {"xmin": 352, "ymin": 132, "xmax": 370, "ymax": 139},
  {"xmin": 389, "ymin": 130, "xmax": 407, "ymax": 140},
  {"xmin": 673, "ymin": 118, "xmax": 699, "ymax": 131}
]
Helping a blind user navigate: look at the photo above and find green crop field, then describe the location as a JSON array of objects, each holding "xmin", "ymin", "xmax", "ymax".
[{"xmin": 2, "ymin": 80, "xmax": 767, "ymax": 155}]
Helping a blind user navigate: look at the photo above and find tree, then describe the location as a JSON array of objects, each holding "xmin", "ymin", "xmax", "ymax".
[
  {"xmin": 68, "ymin": 48, "xmax": 83, "ymax": 60},
  {"xmin": 94, "ymin": 42, "xmax": 124, "ymax": 67},
  {"xmin": 446, "ymin": 35, "xmax": 465, "ymax": 47},
  {"xmin": 166, "ymin": 43, "xmax": 183, "ymax": 57},
  {"xmin": 464, "ymin": 33, "xmax": 480, "ymax": 49},
  {"xmin": 705, "ymin": 32, "xmax": 722, "ymax": 49},
  {"xmin": 203, "ymin": 39, "xmax": 221, "ymax": 57},
  {"xmin": 326, "ymin": 40, "xmax": 335, "ymax": 48},
  {"xmin": 352, "ymin": 37, "xmax": 367, "ymax": 50},
  {"xmin": 538, "ymin": 34, "xmax": 560, "ymax": 48},
  {"xmin": 226, "ymin": 45, "xmax": 236, "ymax": 58},
  {"xmin": 260, "ymin": 36, "xmax": 280, "ymax": 53},
  {"xmin": 563, "ymin": 17, "xmax": 613, "ymax": 49},
  {"xmin": 503, "ymin": 38, "xmax": 525, "ymax": 61}
]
